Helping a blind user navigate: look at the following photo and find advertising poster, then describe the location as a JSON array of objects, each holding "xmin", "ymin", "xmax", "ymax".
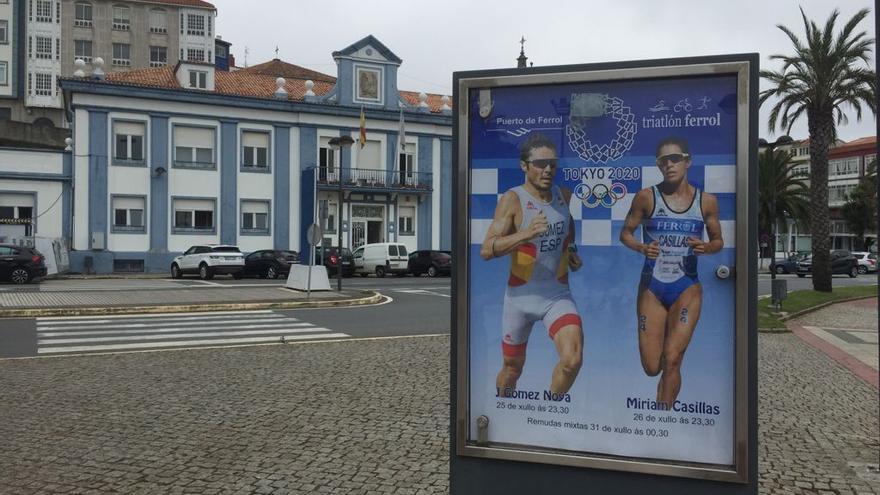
[{"xmin": 466, "ymin": 72, "xmax": 743, "ymax": 469}]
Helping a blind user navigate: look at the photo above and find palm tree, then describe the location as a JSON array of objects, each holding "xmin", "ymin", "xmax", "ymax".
[
  {"xmin": 758, "ymin": 148, "xmax": 810, "ymax": 256},
  {"xmin": 759, "ymin": 8, "xmax": 876, "ymax": 292}
]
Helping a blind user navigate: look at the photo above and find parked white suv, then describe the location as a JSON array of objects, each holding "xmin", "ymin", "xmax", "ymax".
[
  {"xmin": 171, "ymin": 245, "xmax": 245, "ymax": 280},
  {"xmin": 852, "ymin": 251, "xmax": 878, "ymax": 274}
]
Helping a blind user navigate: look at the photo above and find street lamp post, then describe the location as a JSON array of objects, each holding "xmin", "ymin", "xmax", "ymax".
[
  {"xmin": 329, "ymin": 135, "xmax": 354, "ymax": 292},
  {"xmin": 759, "ymin": 135, "xmax": 793, "ymax": 308}
]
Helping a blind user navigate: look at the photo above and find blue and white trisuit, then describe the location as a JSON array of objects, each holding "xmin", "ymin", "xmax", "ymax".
[
  {"xmin": 640, "ymin": 185, "xmax": 705, "ymax": 309},
  {"xmin": 501, "ymin": 185, "xmax": 581, "ymax": 357}
]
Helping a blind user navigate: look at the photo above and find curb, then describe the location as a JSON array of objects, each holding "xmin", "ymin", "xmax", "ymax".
[
  {"xmin": 0, "ymin": 291, "xmax": 385, "ymax": 318},
  {"xmin": 758, "ymin": 294, "xmax": 877, "ymax": 333},
  {"xmin": 788, "ymin": 322, "xmax": 879, "ymax": 390},
  {"xmin": 779, "ymin": 295, "xmax": 877, "ymax": 322}
]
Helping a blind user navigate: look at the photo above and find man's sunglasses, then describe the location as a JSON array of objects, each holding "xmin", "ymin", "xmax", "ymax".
[
  {"xmin": 656, "ymin": 153, "xmax": 690, "ymax": 165},
  {"xmin": 525, "ymin": 159, "xmax": 559, "ymax": 169}
]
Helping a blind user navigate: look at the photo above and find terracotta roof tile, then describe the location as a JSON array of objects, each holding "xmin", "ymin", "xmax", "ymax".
[
  {"xmin": 240, "ymin": 59, "xmax": 336, "ymax": 84},
  {"xmin": 400, "ymin": 91, "xmax": 449, "ymax": 113},
  {"xmin": 92, "ymin": 64, "xmax": 451, "ymax": 114}
]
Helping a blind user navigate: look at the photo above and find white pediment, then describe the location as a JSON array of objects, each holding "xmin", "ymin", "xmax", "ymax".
[{"xmin": 353, "ymin": 45, "xmax": 387, "ymax": 62}]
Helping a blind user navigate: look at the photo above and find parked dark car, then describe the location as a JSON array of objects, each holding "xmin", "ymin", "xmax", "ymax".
[
  {"xmin": 0, "ymin": 244, "xmax": 47, "ymax": 284},
  {"xmin": 796, "ymin": 250, "xmax": 859, "ymax": 278},
  {"xmin": 408, "ymin": 250, "xmax": 452, "ymax": 277},
  {"xmin": 314, "ymin": 247, "xmax": 355, "ymax": 277},
  {"xmin": 770, "ymin": 252, "xmax": 808, "ymax": 274},
  {"xmin": 243, "ymin": 249, "xmax": 300, "ymax": 279}
]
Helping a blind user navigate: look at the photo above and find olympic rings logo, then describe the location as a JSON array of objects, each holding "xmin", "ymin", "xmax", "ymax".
[{"xmin": 574, "ymin": 182, "xmax": 628, "ymax": 208}]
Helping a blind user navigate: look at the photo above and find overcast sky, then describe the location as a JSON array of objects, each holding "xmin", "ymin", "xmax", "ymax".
[{"xmin": 213, "ymin": 0, "xmax": 876, "ymax": 142}]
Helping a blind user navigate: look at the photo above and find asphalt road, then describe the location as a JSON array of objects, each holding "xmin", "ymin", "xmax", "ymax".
[{"xmin": 1, "ymin": 272, "xmax": 875, "ymax": 358}]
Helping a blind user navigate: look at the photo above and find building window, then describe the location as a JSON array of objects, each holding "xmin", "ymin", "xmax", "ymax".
[
  {"xmin": 398, "ymin": 206, "xmax": 415, "ymax": 235},
  {"xmin": 398, "ymin": 145, "xmax": 415, "ymax": 185},
  {"xmin": 319, "ymin": 200, "xmax": 336, "ymax": 233},
  {"xmin": 113, "ymin": 121, "xmax": 145, "ymax": 164},
  {"xmin": 241, "ymin": 131, "xmax": 269, "ymax": 170},
  {"xmin": 172, "ymin": 198, "xmax": 215, "ymax": 233},
  {"xmin": 355, "ymin": 66, "xmax": 381, "ymax": 102},
  {"xmin": 112, "ymin": 43, "xmax": 130, "ymax": 66},
  {"xmin": 149, "ymin": 46, "xmax": 167, "ymax": 67},
  {"xmin": 865, "ymin": 154, "xmax": 877, "ymax": 169},
  {"xmin": 35, "ymin": 36, "xmax": 53, "ymax": 59},
  {"xmin": 112, "ymin": 5, "xmax": 130, "ymax": 30},
  {"xmin": 173, "ymin": 126, "xmax": 215, "ymax": 169},
  {"xmin": 111, "ymin": 196, "xmax": 146, "ymax": 233},
  {"xmin": 149, "ymin": 8, "xmax": 167, "ymax": 33},
  {"xmin": 188, "ymin": 70, "xmax": 206, "ymax": 89},
  {"xmin": 829, "ymin": 158, "xmax": 859, "ymax": 178},
  {"xmin": 828, "ymin": 183, "xmax": 857, "ymax": 205},
  {"xmin": 186, "ymin": 14, "xmax": 205, "ymax": 36},
  {"xmin": 74, "ymin": 40, "xmax": 92, "ymax": 63},
  {"xmin": 186, "ymin": 48, "xmax": 205, "ymax": 63},
  {"xmin": 35, "ymin": 0, "xmax": 52, "ymax": 22},
  {"xmin": 318, "ymin": 138, "xmax": 338, "ymax": 181},
  {"xmin": 74, "ymin": 2, "xmax": 92, "ymax": 27},
  {"xmin": 216, "ymin": 44, "xmax": 227, "ymax": 58},
  {"xmin": 0, "ymin": 199, "xmax": 34, "ymax": 236},
  {"xmin": 0, "ymin": 62, "xmax": 7, "ymax": 86},
  {"xmin": 791, "ymin": 165, "xmax": 810, "ymax": 178},
  {"xmin": 34, "ymin": 73, "xmax": 53, "ymax": 96},
  {"xmin": 0, "ymin": 20, "xmax": 7, "ymax": 44},
  {"xmin": 241, "ymin": 200, "xmax": 270, "ymax": 235}
]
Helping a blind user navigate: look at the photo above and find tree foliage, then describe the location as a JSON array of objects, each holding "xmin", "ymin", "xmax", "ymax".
[{"xmin": 759, "ymin": 7, "xmax": 876, "ymax": 291}]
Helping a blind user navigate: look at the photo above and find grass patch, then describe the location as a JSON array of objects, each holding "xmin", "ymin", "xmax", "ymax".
[{"xmin": 758, "ymin": 284, "xmax": 877, "ymax": 330}]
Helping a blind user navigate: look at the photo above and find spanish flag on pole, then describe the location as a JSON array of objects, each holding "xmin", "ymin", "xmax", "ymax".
[{"xmin": 358, "ymin": 106, "xmax": 366, "ymax": 149}]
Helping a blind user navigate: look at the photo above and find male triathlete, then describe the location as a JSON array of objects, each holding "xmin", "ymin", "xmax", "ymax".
[
  {"xmin": 619, "ymin": 136, "xmax": 723, "ymax": 408},
  {"xmin": 480, "ymin": 133, "xmax": 584, "ymax": 396}
]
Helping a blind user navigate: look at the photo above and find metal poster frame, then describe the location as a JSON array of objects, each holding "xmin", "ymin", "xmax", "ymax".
[{"xmin": 452, "ymin": 55, "xmax": 757, "ymax": 484}]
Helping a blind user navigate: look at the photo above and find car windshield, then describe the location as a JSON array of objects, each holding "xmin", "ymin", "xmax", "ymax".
[{"xmin": 212, "ymin": 246, "xmax": 241, "ymax": 253}]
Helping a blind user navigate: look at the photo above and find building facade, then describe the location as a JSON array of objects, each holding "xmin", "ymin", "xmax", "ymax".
[
  {"xmin": 3, "ymin": 0, "xmax": 215, "ymax": 127},
  {"xmin": 60, "ymin": 35, "xmax": 452, "ymax": 274},
  {"xmin": 0, "ymin": 144, "xmax": 70, "ymax": 245},
  {"xmin": 0, "ymin": 0, "xmax": 22, "ymax": 115},
  {"xmin": 774, "ymin": 136, "xmax": 877, "ymax": 254}
]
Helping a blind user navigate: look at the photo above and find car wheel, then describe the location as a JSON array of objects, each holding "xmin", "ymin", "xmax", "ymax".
[
  {"xmin": 232, "ymin": 272, "xmax": 244, "ymax": 280},
  {"xmin": 858, "ymin": 265, "xmax": 867, "ymax": 274},
  {"xmin": 171, "ymin": 263, "xmax": 182, "ymax": 279},
  {"xmin": 797, "ymin": 273, "xmax": 806, "ymax": 278},
  {"xmin": 849, "ymin": 266, "xmax": 859, "ymax": 278},
  {"xmin": 427, "ymin": 265, "xmax": 438, "ymax": 277},
  {"xmin": 266, "ymin": 266, "xmax": 277, "ymax": 279},
  {"xmin": 199, "ymin": 263, "xmax": 214, "ymax": 280},
  {"xmin": 775, "ymin": 265, "xmax": 785, "ymax": 275},
  {"xmin": 375, "ymin": 266, "xmax": 386, "ymax": 278},
  {"xmin": 10, "ymin": 268, "xmax": 31, "ymax": 285}
]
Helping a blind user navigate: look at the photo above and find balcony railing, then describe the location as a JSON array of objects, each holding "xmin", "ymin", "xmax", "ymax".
[{"xmin": 317, "ymin": 167, "xmax": 432, "ymax": 191}]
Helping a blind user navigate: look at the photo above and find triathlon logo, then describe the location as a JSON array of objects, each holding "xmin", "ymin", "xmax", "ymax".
[
  {"xmin": 566, "ymin": 93, "xmax": 637, "ymax": 164},
  {"xmin": 573, "ymin": 182, "xmax": 628, "ymax": 208}
]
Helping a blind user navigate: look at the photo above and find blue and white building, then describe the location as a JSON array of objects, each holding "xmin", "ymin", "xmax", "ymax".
[{"xmin": 59, "ymin": 35, "xmax": 452, "ymax": 273}]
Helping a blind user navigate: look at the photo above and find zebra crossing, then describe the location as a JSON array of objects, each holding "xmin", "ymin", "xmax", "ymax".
[{"xmin": 36, "ymin": 310, "xmax": 349, "ymax": 355}]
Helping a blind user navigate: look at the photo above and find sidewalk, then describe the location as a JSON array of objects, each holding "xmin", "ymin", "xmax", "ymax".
[
  {"xmin": 0, "ymin": 284, "xmax": 382, "ymax": 317},
  {"xmin": 788, "ymin": 297, "xmax": 878, "ymax": 389}
]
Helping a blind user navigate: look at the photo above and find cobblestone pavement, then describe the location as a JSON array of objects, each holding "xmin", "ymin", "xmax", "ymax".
[
  {"xmin": 1, "ymin": 333, "xmax": 877, "ymax": 494},
  {"xmin": 793, "ymin": 298, "xmax": 878, "ymax": 374}
]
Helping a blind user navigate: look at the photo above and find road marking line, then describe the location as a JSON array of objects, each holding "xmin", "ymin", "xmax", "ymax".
[
  {"xmin": 37, "ymin": 316, "xmax": 291, "ymax": 331},
  {"xmin": 37, "ymin": 309, "xmax": 276, "ymax": 321},
  {"xmin": 37, "ymin": 332, "xmax": 350, "ymax": 354},
  {"xmin": 394, "ymin": 289, "xmax": 451, "ymax": 298},
  {"xmin": 38, "ymin": 321, "xmax": 313, "ymax": 337},
  {"xmin": 39, "ymin": 326, "xmax": 333, "ymax": 345}
]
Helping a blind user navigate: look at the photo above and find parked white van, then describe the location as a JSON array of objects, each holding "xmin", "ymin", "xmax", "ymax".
[{"xmin": 352, "ymin": 243, "xmax": 409, "ymax": 277}]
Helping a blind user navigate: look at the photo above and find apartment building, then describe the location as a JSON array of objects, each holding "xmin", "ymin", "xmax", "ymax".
[
  {"xmin": 774, "ymin": 136, "xmax": 877, "ymax": 253},
  {"xmin": 0, "ymin": 0, "xmax": 21, "ymax": 115},
  {"xmin": 11, "ymin": 0, "xmax": 215, "ymax": 127}
]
